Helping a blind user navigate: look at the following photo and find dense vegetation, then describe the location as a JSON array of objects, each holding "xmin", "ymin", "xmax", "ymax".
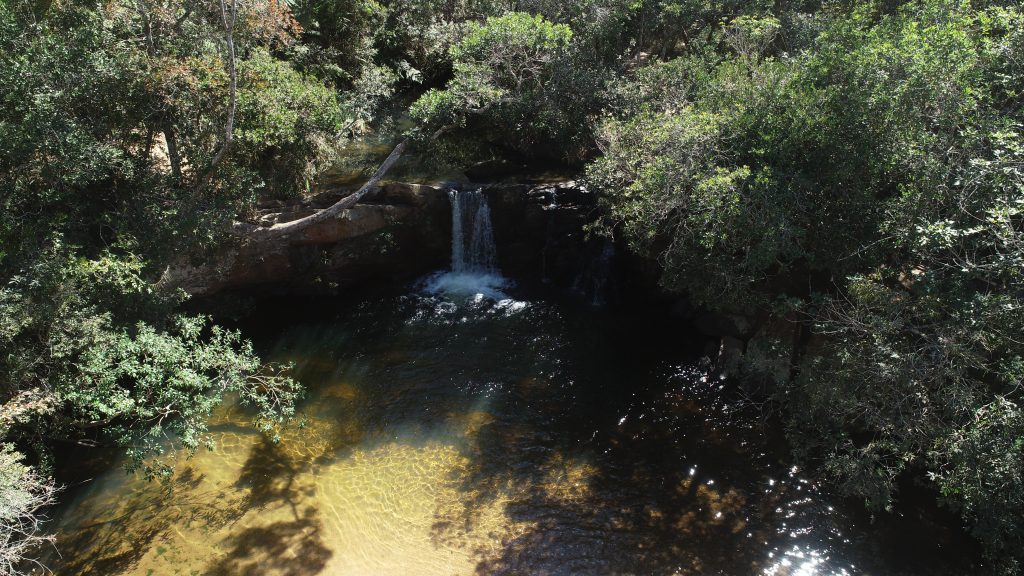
[
  {"xmin": 587, "ymin": 4, "xmax": 1024, "ymax": 572},
  {"xmin": 1, "ymin": 0, "xmax": 1021, "ymax": 573}
]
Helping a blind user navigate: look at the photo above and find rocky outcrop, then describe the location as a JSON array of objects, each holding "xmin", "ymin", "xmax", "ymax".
[
  {"xmin": 160, "ymin": 182, "xmax": 450, "ymax": 296},
  {"xmin": 465, "ymin": 159, "xmax": 529, "ymax": 181},
  {"xmin": 483, "ymin": 180, "xmax": 607, "ymax": 288},
  {"xmin": 683, "ymin": 307, "xmax": 802, "ymax": 382},
  {"xmin": 161, "ymin": 178, "xmax": 611, "ymax": 298}
]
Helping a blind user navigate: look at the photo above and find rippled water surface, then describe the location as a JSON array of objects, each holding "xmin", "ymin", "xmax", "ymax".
[{"xmin": 43, "ymin": 284, "xmax": 974, "ymax": 575}]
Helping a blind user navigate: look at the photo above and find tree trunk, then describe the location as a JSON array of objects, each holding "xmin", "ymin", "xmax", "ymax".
[
  {"xmin": 241, "ymin": 139, "xmax": 408, "ymax": 242},
  {"xmin": 208, "ymin": 0, "xmax": 237, "ymax": 172},
  {"xmin": 156, "ymin": 139, "xmax": 412, "ymax": 295},
  {"xmin": 195, "ymin": 0, "xmax": 238, "ymax": 193},
  {"xmin": 164, "ymin": 124, "xmax": 183, "ymax": 180}
]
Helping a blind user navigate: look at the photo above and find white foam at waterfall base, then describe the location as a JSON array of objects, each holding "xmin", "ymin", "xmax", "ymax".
[
  {"xmin": 422, "ymin": 189, "xmax": 513, "ymax": 300},
  {"xmin": 422, "ymin": 271, "xmax": 512, "ymax": 300}
]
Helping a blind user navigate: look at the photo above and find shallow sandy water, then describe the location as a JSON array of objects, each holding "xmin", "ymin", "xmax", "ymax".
[{"xmin": 42, "ymin": 290, "xmax": 974, "ymax": 576}]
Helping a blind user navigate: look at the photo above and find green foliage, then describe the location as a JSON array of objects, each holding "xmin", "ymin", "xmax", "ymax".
[
  {"xmin": 236, "ymin": 48, "xmax": 344, "ymax": 197},
  {"xmin": 0, "ymin": 444, "xmax": 57, "ymax": 576},
  {"xmin": 590, "ymin": 46, "xmax": 872, "ymax": 308},
  {"xmin": 411, "ymin": 11, "xmax": 600, "ymax": 161},
  {"xmin": 289, "ymin": 0, "xmax": 498, "ymax": 132},
  {"xmin": 289, "ymin": 0, "xmax": 389, "ymax": 85},
  {"xmin": 0, "ymin": 3, "xmax": 145, "ymax": 260},
  {"xmin": 0, "ymin": 1, "xmax": 323, "ymax": 566},
  {"xmin": 374, "ymin": 0, "xmax": 504, "ymax": 83},
  {"xmin": 0, "ymin": 244, "xmax": 301, "ymax": 470},
  {"xmin": 585, "ymin": 1, "xmax": 1024, "ymax": 571},
  {"xmin": 453, "ymin": 10, "xmax": 573, "ymax": 60},
  {"xmin": 1, "ymin": 0, "xmax": 1023, "ymax": 572},
  {"xmin": 0, "ymin": 0, "xmax": 344, "ymax": 263},
  {"xmin": 937, "ymin": 398, "xmax": 1024, "ymax": 576},
  {"xmin": 399, "ymin": 0, "xmax": 825, "ymax": 163},
  {"xmin": 792, "ymin": 120, "xmax": 1024, "ymax": 570}
]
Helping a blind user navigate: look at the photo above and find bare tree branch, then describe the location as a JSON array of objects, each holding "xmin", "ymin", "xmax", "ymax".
[
  {"xmin": 207, "ymin": 0, "xmax": 238, "ymax": 174},
  {"xmin": 243, "ymin": 139, "xmax": 408, "ymax": 241},
  {"xmin": 0, "ymin": 447, "xmax": 59, "ymax": 576}
]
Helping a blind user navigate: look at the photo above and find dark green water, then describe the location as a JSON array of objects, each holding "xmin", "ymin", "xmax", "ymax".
[{"xmin": 42, "ymin": 282, "xmax": 977, "ymax": 575}]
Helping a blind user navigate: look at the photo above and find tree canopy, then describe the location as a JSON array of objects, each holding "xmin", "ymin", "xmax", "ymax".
[{"xmin": 2, "ymin": 0, "xmax": 1022, "ymax": 573}]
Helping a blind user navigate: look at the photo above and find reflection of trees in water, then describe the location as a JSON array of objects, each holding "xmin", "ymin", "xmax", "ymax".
[{"xmin": 50, "ymin": 467, "xmax": 247, "ymax": 574}]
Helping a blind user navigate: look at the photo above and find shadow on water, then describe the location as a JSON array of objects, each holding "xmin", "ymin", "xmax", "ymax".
[
  {"xmin": 233, "ymin": 438, "xmax": 307, "ymax": 515},
  {"xmin": 49, "ymin": 467, "xmax": 248, "ymax": 575},
  {"xmin": 203, "ymin": 507, "xmax": 332, "ymax": 576},
  {"xmin": 42, "ymin": 282, "xmax": 981, "ymax": 576},
  {"xmin": 246, "ymin": 288, "xmax": 967, "ymax": 576},
  {"xmin": 239, "ymin": 290, "xmax": 793, "ymax": 574},
  {"xmin": 418, "ymin": 325, "xmax": 820, "ymax": 575},
  {"xmin": 249, "ymin": 291, "xmax": 839, "ymax": 573},
  {"xmin": 198, "ymin": 434, "xmax": 335, "ymax": 575}
]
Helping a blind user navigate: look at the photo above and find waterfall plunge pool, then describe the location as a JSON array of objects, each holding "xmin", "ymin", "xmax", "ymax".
[
  {"xmin": 38, "ymin": 190, "xmax": 979, "ymax": 576},
  {"xmin": 40, "ymin": 284, "xmax": 978, "ymax": 576}
]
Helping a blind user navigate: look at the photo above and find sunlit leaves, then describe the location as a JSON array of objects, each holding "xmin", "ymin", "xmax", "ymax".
[{"xmin": 0, "ymin": 246, "xmax": 301, "ymax": 470}]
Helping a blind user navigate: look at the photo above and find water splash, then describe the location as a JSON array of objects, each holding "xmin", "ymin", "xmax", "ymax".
[{"xmin": 424, "ymin": 189, "xmax": 510, "ymax": 299}]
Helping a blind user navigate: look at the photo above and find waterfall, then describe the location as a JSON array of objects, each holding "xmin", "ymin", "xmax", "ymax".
[
  {"xmin": 449, "ymin": 189, "xmax": 498, "ymax": 274},
  {"xmin": 449, "ymin": 189, "xmax": 466, "ymax": 273},
  {"xmin": 424, "ymin": 189, "xmax": 509, "ymax": 298}
]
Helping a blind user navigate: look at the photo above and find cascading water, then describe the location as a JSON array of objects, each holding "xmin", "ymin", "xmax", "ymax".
[
  {"xmin": 450, "ymin": 189, "xmax": 498, "ymax": 274},
  {"xmin": 424, "ymin": 189, "xmax": 510, "ymax": 299}
]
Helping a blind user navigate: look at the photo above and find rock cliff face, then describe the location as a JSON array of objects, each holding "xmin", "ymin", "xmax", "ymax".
[
  {"xmin": 161, "ymin": 182, "xmax": 450, "ymax": 296},
  {"xmin": 168, "ymin": 175, "xmax": 768, "ymax": 372},
  {"xmin": 162, "ymin": 180, "xmax": 603, "ymax": 297},
  {"xmin": 483, "ymin": 180, "xmax": 603, "ymax": 286}
]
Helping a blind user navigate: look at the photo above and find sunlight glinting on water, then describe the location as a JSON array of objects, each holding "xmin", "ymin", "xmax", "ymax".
[{"xmin": 41, "ymin": 192, "xmax": 951, "ymax": 576}]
